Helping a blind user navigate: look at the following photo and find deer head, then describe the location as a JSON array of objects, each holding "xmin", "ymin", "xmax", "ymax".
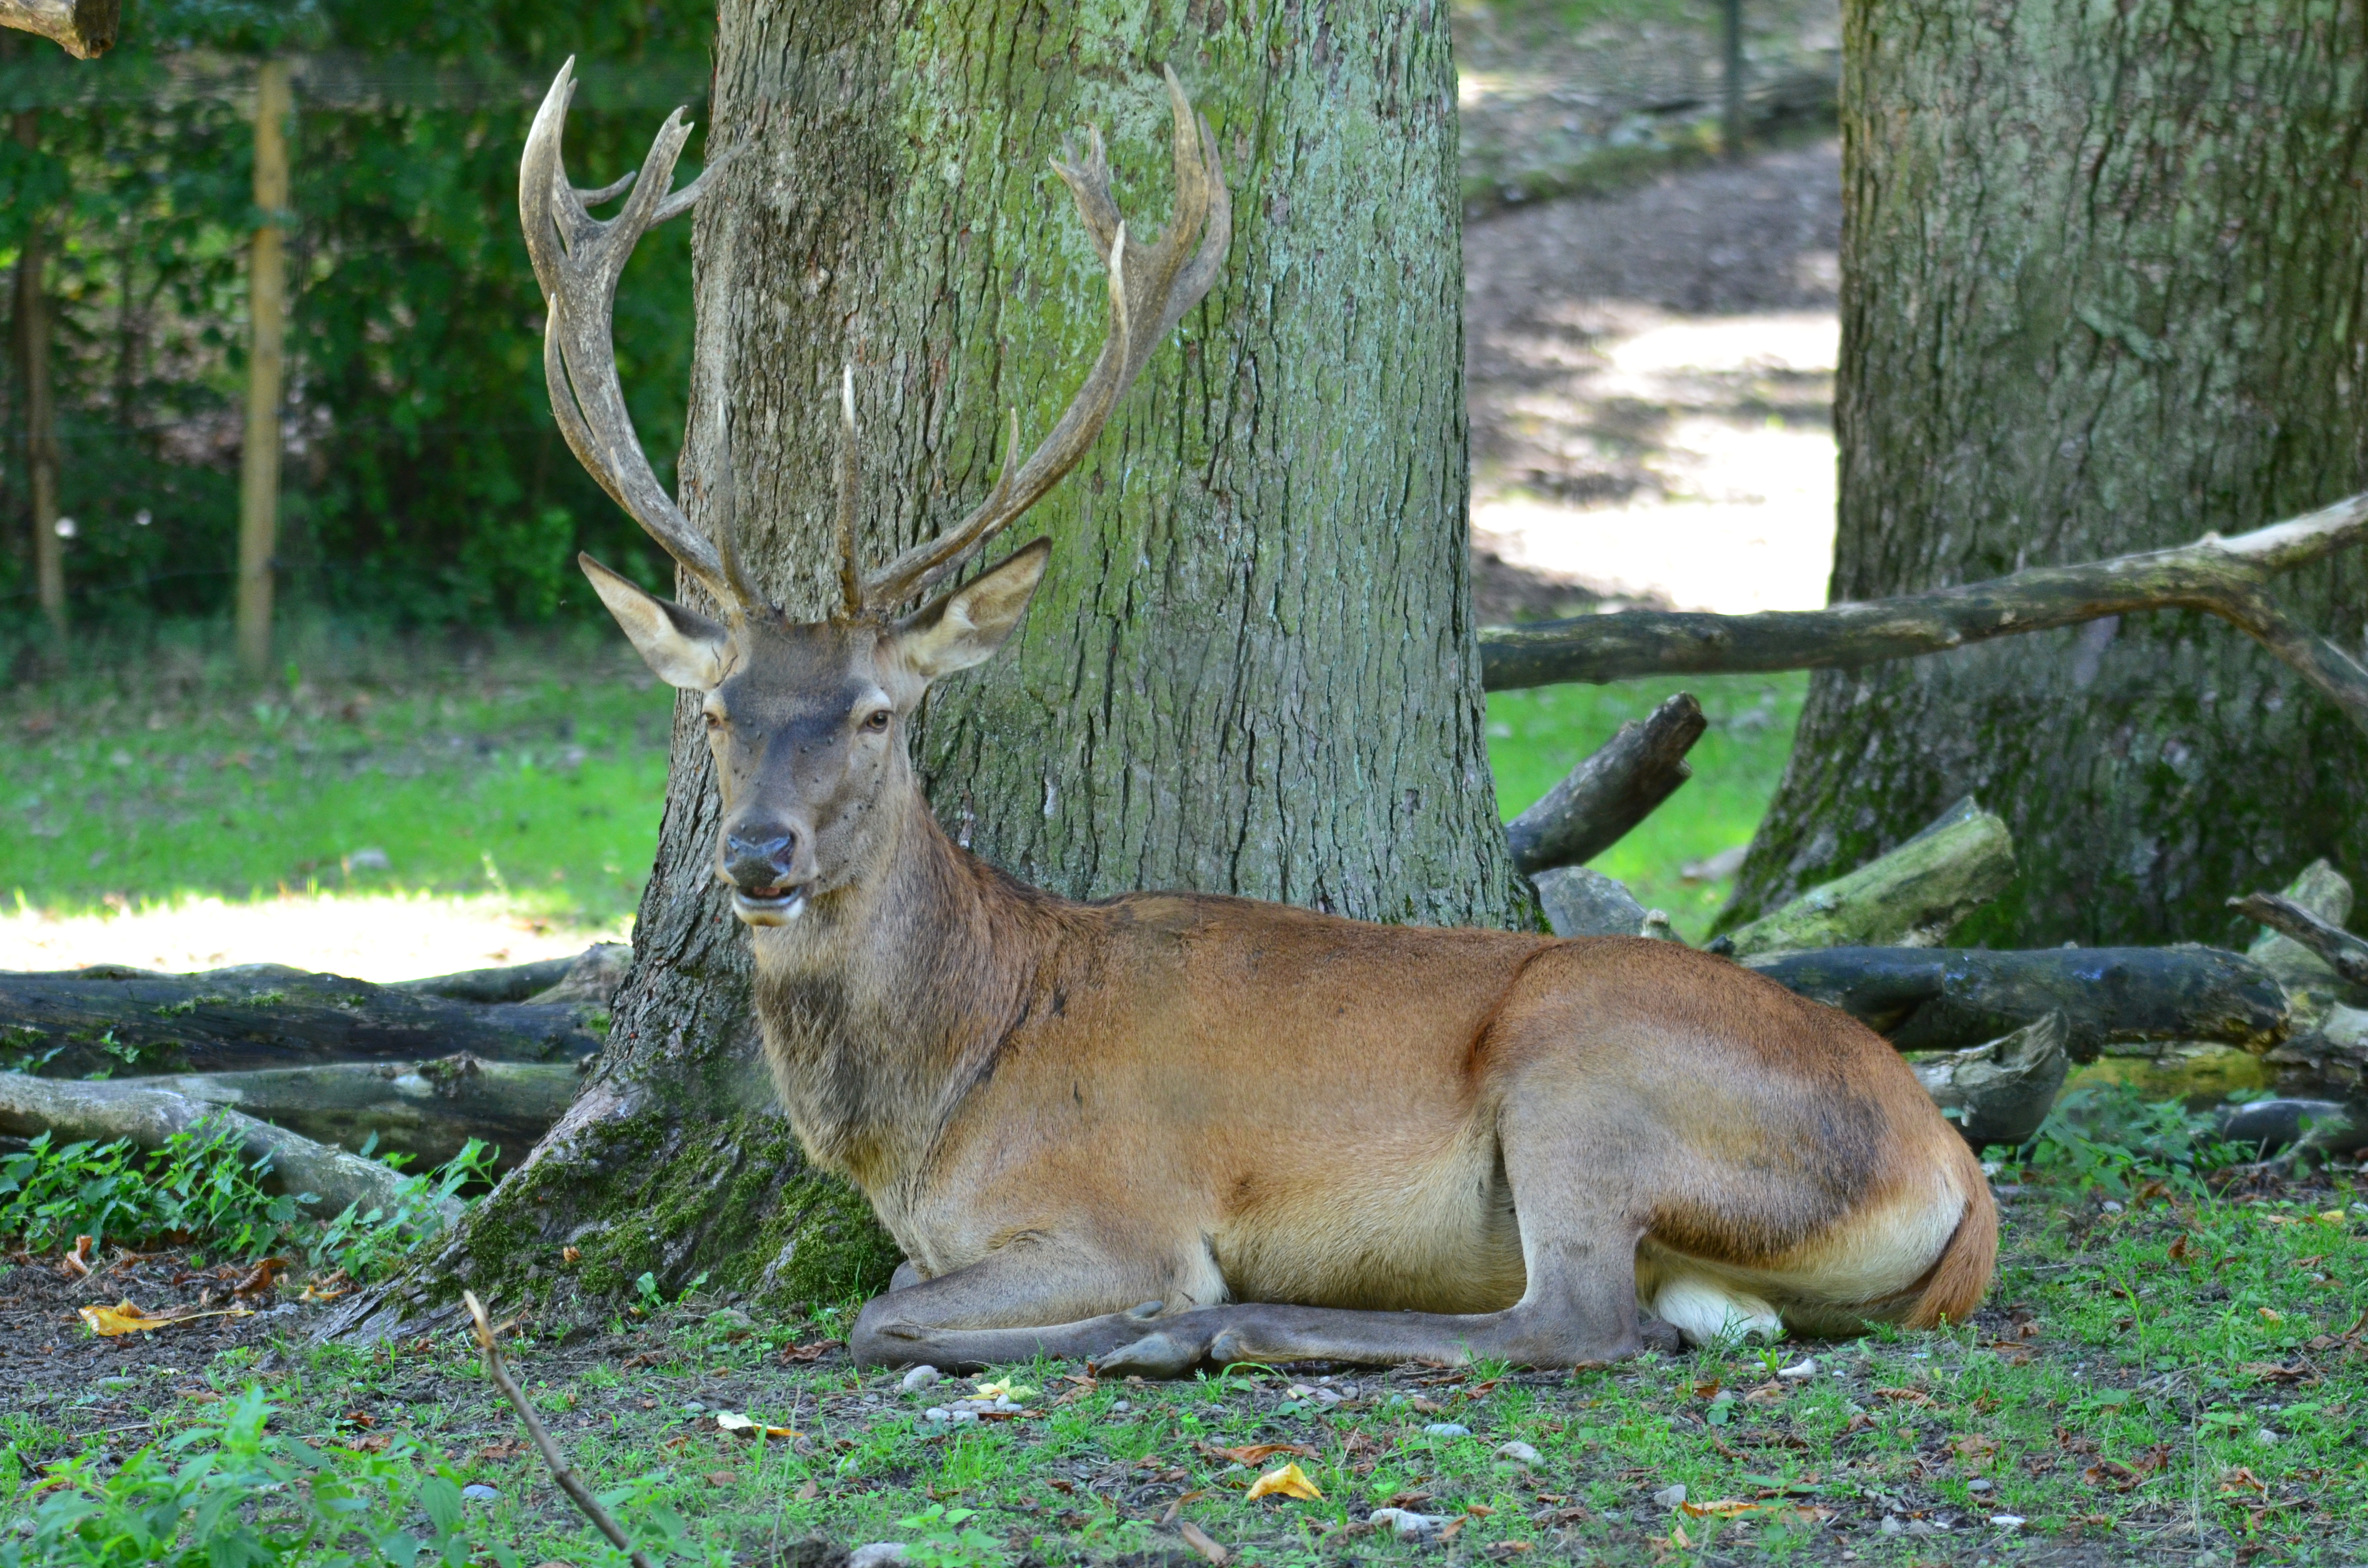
[{"xmin": 521, "ymin": 61, "xmax": 1228, "ymax": 926}]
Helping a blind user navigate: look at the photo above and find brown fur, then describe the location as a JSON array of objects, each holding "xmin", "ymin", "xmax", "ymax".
[{"xmin": 585, "ymin": 485, "xmax": 1995, "ymax": 1376}]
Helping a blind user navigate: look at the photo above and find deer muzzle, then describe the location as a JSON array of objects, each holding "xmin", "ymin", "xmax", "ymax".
[{"xmin": 723, "ymin": 826, "xmax": 811, "ymax": 926}]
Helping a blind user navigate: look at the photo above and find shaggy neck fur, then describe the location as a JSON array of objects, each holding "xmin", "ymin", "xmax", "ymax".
[{"xmin": 747, "ymin": 784, "xmax": 1065, "ymax": 1220}]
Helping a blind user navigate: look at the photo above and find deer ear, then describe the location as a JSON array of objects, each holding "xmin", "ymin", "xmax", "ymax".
[
  {"xmin": 886, "ymin": 539, "xmax": 1052, "ymax": 692},
  {"xmin": 579, "ymin": 552, "xmax": 729, "ymax": 690}
]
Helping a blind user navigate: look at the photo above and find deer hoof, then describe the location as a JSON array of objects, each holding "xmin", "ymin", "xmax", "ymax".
[{"xmin": 1098, "ymin": 1330, "xmax": 1205, "ymax": 1379}]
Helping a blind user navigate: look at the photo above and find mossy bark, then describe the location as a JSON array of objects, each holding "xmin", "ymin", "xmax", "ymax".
[
  {"xmin": 1722, "ymin": 0, "xmax": 2368, "ymax": 947},
  {"xmin": 330, "ymin": 0, "xmax": 1521, "ymax": 1333}
]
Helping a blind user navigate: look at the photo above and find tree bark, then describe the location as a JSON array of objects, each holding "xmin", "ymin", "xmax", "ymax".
[
  {"xmin": 0, "ymin": 0, "xmax": 117, "ymax": 60},
  {"xmin": 1723, "ymin": 0, "xmax": 2368, "ymax": 948},
  {"xmin": 326, "ymin": 0, "xmax": 1519, "ymax": 1336}
]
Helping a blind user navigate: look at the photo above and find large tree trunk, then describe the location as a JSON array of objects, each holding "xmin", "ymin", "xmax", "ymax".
[
  {"xmin": 327, "ymin": 0, "xmax": 1517, "ymax": 1335},
  {"xmin": 1722, "ymin": 0, "xmax": 2368, "ymax": 947}
]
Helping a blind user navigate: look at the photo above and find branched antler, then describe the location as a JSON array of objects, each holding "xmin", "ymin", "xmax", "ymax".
[
  {"xmin": 852, "ymin": 65, "xmax": 1231, "ymax": 612},
  {"xmin": 520, "ymin": 58, "xmax": 730, "ymax": 605}
]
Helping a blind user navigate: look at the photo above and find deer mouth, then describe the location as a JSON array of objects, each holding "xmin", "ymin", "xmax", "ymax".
[{"xmin": 733, "ymin": 884, "xmax": 809, "ymax": 926}]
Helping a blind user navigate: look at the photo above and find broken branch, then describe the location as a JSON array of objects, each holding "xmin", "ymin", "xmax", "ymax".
[
  {"xmin": 0, "ymin": 0, "xmax": 119, "ymax": 58},
  {"xmin": 1479, "ymin": 492, "xmax": 2368, "ymax": 737},
  {"xmin": 1909, "ymin": 1013, "xmax": 2069, "ymax": 1148},
  {"xmin": 2228, "ymin": 893, "xmax": 2368, "ymax": 987},
  {"xmin": 1714, "ymin": 797, "xmax": 2016, "ymax": 957},
  {"xmin": 1505, "ymin": 692, "xmax": 1706, "ymax": 874},
  {"xmin": 465, "ymin": 1290, "xmax": 654, "ymax": 1568}
]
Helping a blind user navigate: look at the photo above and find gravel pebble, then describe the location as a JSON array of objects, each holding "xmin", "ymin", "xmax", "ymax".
[{"xmin": 900, "ymin": 1366, "xmax": 941, "ymax": 1393}]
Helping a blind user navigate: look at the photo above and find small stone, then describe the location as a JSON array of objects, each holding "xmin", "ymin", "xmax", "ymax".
[
  {"xmin": 1423, "ymin": 1422, "xmax": 1471, "ymax": 1439},
  {"xmin": 1108, "ymin": 1399, "xmax": 1132, "ymax": 1414},
  {"xmin": 950, "ymin": 1408, "xmax": 979, "ymax": 1423},
  {"xmin": 1495, "ymin": 1440, "xmax": 1543, "ymax": 1466},
  {"xmin": 900, "ymin": 1366, "xmax": 941, "ymax": 1393},
  {"xmin": 707, "ymin": 1307, "xmax": 754, "ymax": 1331},
  {"xmin": 849, "ymin": 1546, "xmax": 907, "ymax": 1568},
  {"xmin": 922, "ymin": 1407, "xmax": 950, "ymax": 1423},
  {"xmin": 1776, "ymin": 1358, "xmax": 1818, "ymax": 1381},
  {"xmin": 461, "ymin": 1484, "xmax": 499, "ymax": 1501},
  {"xmin": 1368, "ymin": 1508, "xmax": 1448, "ymax": 1541},
  {"xmin": 1966, "ymin": 1479, "xmax": 1992, "ymax": 1494},
  {"xmin": 1879, "ymin": 1516, "xmax": 1904, "ymax": 1536},
  {"xmin": 346, "ymin": 847, "xmax": 392, "ymax": 871},
  {"xmin": 682, "ymin": 1401, "xmax": 706, "ymax": 1414},
  {"xmin": 1989, "ymin": 1514, "xmax": 2026, "ymax": 1529},
  {"xmin": 2100, "ymin": 1200, "xmax": 2124, "ymax": 1214},
  {"xmin": 1652, "ymin": 1484, "xmax": 1688, "ymax": 1509},
  {"xmin": 2256, "ymin": 1428, "xmax": 2280, "ymax": 1446}
]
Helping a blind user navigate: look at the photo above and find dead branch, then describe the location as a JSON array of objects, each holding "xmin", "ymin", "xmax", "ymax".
[
  {"xmin": 136, "ymin": 1055, "xmax": 580, "ymax": 1172},
  {"xmin": 0, "ymin": 1071, "xmax": 448, "ymax": 1223},
  {"xmin": 0, "ymin": 962, "xmax": 603, "ymax": 1078},
  {"xmin": 1479, "ymin": 492, "xmax": 2368, "ymax": 737},
  {"xmin": 0, "ymin": 0, "xmax": 118, "ymax": 57},
  {"xmin": 1909, "ymin": 1013, "xmax": 2069, "ymax": 1148},
  {"xmin": 1714, "ymin": 796, "xmax": 2015, "ymax": 957},
  {"xmin": 2229, "ymin": 892, "xmax": 2368, "ymax": 987},
  {"xmin": 1505, "ymin": 692, "xmax": 1706, "ymax": 874},
  {"xmin": 465, "ymin": 1290, "xmax": 654, "ymax": 1568},
  {"xmin": 1741, "ymin": 945, "xmax": 2287, "ymax": 1061}
]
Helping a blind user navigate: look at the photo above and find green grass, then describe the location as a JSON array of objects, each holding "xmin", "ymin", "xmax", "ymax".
[
  {"xmin": 1485, "ymin": 674, "xmax": 1806, "ymax": 941},
  {"xmin": 6, "ymin": 627, "xmax": 1797, "ymax": 943},
  {"xmin": 10, "ymin": 1157, "xmax": 2362, "ymax": 1566},
  {"xmin": 3, "ymin": 622, "xmax": 678, "ymax": 928}
]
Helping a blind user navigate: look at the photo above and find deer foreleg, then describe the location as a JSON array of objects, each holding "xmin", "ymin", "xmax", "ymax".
[{"xmin": 848, "ymin": 1237, "xmax": 1212, "ymax": 1371}]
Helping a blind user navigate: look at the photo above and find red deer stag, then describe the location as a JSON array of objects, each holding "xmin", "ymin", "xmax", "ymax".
[{"xmin": 521, "ymin": 61, "xmax": 1994, "ymax": 1373}]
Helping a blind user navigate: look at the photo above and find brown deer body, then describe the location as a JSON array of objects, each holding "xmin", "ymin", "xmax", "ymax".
[{"xmin": 522, "ymin": 62, "xmax": 1994, "ymax": 1372}]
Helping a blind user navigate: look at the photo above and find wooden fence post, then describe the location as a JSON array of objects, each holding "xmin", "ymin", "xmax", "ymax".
[
  {"xmin": 235, "ymin": 57, "xmax": 290, "ymax": 680},
  {"xmin": 10, "ymin": 108, "xmax": 64, "ymax": 652}
]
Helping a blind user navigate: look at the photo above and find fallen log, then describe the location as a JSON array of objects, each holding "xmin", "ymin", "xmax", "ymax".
[
  {"xmin": 395, "ymin": 954, "xmax": 585, "ymax": 1004},
  {"xmin": 1742, "ymin": 945, "xmax": 2288, "ymax": 1061},
  {"xmin": 1714, "ymin": 796, "xmax": 2016, "ymax": 957},
  {"xmin": 1505, "ymin": 693, "xmax": 1707, "ymax": 874},
  {"xmin": 0, "ymin": 963, "xmax": 604, "ymax": 1079},
  {"xmin": 132, "ymin": 1055, "xmax": 581, "ymax": 1173},
  {"xmin": 0, "ymin": 1070, "xmax": 452, "ymax": 1225},
  {"xmin": 1478, "ymin": 491, "xmax": 2368, "ymax": 738},
  {"xmin": 1909, "ymin": 1013, "xmax": 2069, "ymax": 1148},
  {"xmin": 2229, "ymin": 892, "xmax": 2368, "ymax": 988}
]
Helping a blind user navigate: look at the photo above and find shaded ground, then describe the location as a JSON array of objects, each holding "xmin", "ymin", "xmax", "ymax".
[
  {"xmin": 8, "ymin": 1167, "xmax": 2363, "ymax": 1566},
  {"xmin": 1464, "ymin": 138, "xmax": 1844, "ymax": 617}
]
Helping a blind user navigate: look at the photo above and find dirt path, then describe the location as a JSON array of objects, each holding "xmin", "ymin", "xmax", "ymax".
[{"xmin": 1465, "ymin": 138, "xmax": 1843, "ymax": 617}]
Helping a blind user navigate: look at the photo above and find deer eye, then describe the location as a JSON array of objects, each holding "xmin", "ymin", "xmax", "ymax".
[
  {"xmin": 703, "ymin": 710, "xmax": 725, "ymax": 732},
  {"xmin": 861, "ymin": 709, "xmax": 891, "ymax": 733}
]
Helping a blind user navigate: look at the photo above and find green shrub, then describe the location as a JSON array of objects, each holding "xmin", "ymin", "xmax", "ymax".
[{"xmin": 2014, "ymin": 1081, "xmax": 2246, "ymax": 1196}]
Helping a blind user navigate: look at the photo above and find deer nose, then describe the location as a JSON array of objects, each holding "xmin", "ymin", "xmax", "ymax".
[{"xmin": 724, "ymin": 830, "xmax": 798, "ymax": 892}]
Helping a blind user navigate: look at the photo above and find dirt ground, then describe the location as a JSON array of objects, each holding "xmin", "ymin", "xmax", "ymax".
[{"xmin": 1464, "ymin": 138, "xmax": 1844, "ymax": 618}]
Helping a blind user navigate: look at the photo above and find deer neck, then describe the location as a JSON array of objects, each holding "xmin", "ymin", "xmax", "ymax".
[{"xmin": 746, "ymin": 786, "xmax": 1055, "ymax": 1204}]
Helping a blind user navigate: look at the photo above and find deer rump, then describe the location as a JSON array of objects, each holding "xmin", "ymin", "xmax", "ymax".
[{"xmin": 522, "ymin": 63, "xmax": 1993, "ymax": 1372}]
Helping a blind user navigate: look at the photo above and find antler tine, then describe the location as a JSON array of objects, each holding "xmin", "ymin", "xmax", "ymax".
[
  {"xmin": 859, "ymin": 66, "xmax": 1232, "ymax": 610},
  {"xmin": 521, "ymin": 58, "xmax": 733, "ymax": 605}
]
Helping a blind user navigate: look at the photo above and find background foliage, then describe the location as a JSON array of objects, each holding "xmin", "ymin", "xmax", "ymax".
[{"xmin": 0, "ymin": 0, "xmax": 713, "ymax": 633}]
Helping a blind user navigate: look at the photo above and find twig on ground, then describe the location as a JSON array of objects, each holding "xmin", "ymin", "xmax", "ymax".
[
  {"xmin": 464, "ymin": 1289, "xmax": 654, "ymax": 1568},
  {"xmin": 2228, "ymin": 892, "xmax": 2368, "ymax": 986}
]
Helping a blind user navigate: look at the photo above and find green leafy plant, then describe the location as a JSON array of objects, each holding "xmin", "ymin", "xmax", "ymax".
[
  {"xmin": 0, "ymin": 1387, "xmax": 506, "ymax": 1568},
  {"xmin": 306, "ymin": 1138, "xmax": 497, "ymax": 1281},
  {"xmin": 2014, "ymin": 1082, "xmax": 2245, "ymax": 1195},
  {"xmin": 0, "ymin": 1122, "xmax": 303, "ymax": 1257},
  {"xmin": 894, "ymin": 1505, "xmax": 1006, "ymax": 1568}
]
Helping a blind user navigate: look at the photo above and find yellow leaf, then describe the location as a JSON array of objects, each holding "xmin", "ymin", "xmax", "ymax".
[
  {"xmin": 2320, "ymin": 1210, "xmax": 2347, "ymax": 1223},
  {"xmin": 2258, "ymin": 1308, "xmax": 2285, "ymax": 1324},
  {"xmin": 1245, "ymin": 1462, "xmax": 1322, "ymax": 1502},
  {"xmin": 714, "ymin": 1411, "xmax": 799, "ymax": 1439},
  {"xmin": 1680, "ymin": 1498, "xmax": 1761, "ymax": 1519},
  {"xmin": 974, "ymin": 1379, "xmax": 1036, "ymax": 1401},
  {"xmin": 77, "ymin": 1299, "xmax": 251, "ymax": 1337}
]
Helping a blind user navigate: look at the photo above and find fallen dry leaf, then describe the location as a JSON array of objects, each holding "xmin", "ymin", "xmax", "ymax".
[
  {"xmin": 2220, "ymin": 1467, "xmax": 2268, "ymax": 1494},
  {"xmin": 780, "ymin": 1340, "xmax": 832, "ymax": 1363},
  {"xmin": 1953, "ymin": 1433, "xmax": 2001, "ymax": 1470},
  {"xmin": 706, "ymin": 1470, "xmax": 741, "ymax": 1487},
  {"xmin": 1743, "ymin": 1382, "xmax": 1788, "ymax": 1404},
  {"xmin": 77, "ymin": 1299, "xmax": 252, "ymax": 1336},
  {"xmin": 1217, "ymin": 1443, "xmax": 1318, "ymax": 1466},
  {"xmin": 1245, "ymin": 1462, "xmax": 1322, "ymax": 1502},
  {"xmin": 2238, "ymin": 1361, "xmax": 2310, "ymax": 1384},
  {"xmin": 342, "ymin": 1434, "xmax": 391, "ymax": 1454},
  {"xmin": 60, "ymin": 1236, "xmax": 93, "ymax": 1279},
  {"xmin": 2259, "ymin": 1307, "xmax": 2287, "ymax": 1323},
  {"xmin": 561, "ymin": 1246, "xmax": 581, "ymax": 1264},
  {"xmin": 1873, "ymin": 1387, "xmax": 1936, "ymax": 1407},
  {"xmin": 1679, "ymin": 1498, "xmax": 1761, "ymax": 1519},
  {"xmin": 714, "ymin": 1411, "xmax": 798, "ymax": 1440},
  {"xmin": 232, "ymin": 1257, "xmax": 289, "ymax": 1298},
  {"xmin": 1178, "ymin": 1520, "xmax": 1228, "ymax": 1565},
  {"xmin": 475, "ymin": 1441, "xmax": 526, "ymax": 1462},
  {"xmin": 1485, "ymin": 1544, "xmax": 1533, "ymax": 1561}
]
